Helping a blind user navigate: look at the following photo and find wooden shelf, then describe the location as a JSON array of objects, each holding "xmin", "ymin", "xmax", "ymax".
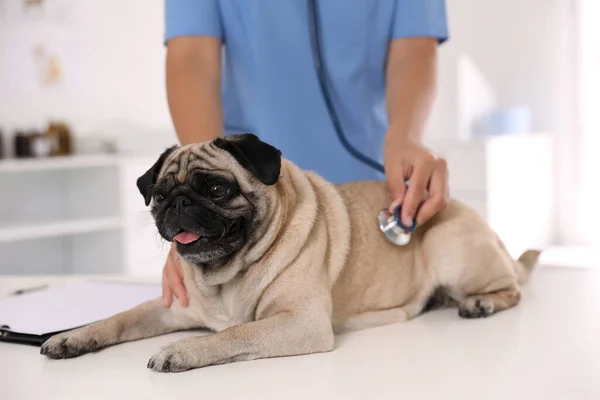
[
  {"xmin": 0, "ymin": 154, "xmax": 121, "ymax": 174},
  {"xmin": 0, "ymin": 217, "xmax": 123, "ymax": 243}
]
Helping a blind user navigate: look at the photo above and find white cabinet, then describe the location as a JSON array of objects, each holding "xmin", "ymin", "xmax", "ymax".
[
  {"xmin": 0, "ymin": 155, "xmax": 125, "ymax": 275},
  {"xmin": 0, "ymin": 154, "xmax": 170, "ymax": 277}
]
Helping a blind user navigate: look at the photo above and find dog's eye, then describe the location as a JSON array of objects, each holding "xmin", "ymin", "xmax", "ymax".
[
  {"xmin": 153, "ymin": 194, "xmax": 165, "ymax": 204},
  {"xmin": 209, "ymin": 184, "xmax": 229, "ymax": 199}
]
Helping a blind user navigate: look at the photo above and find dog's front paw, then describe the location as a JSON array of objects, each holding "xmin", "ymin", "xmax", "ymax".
[
  {"xmin": 458, "ymin": 297, "xmax": 495, "ymax": 319},
  {"xmin": 147, "ymin": 343, "xmax": 195, "ymax": 373},
  {"xmin": 40, "ymin": 332, "xmax": 100, "ymax": 359}
]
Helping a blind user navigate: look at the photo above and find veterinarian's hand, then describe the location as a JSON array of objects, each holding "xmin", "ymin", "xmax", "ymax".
[
  {"xmin": 384, "ymin": 135, "xmax": 450, "ymax": 227},
  {"xmin": 162, "ymin": 242, "xmax": 189, "ymax": 308}
]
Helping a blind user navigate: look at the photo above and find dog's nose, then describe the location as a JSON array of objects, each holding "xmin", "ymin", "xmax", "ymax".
[{"xmin": 174, "ymin": 196, "xmax": 193, "ymax": 212}]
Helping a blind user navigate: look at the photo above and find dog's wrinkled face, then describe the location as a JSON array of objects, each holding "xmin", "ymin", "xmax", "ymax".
[{"xmin": 136, "ymin": 134, "xmax": 281, "ymax": 267}]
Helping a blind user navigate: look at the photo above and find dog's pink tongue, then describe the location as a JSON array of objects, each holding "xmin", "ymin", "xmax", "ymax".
[{"xmin": 174, "ymin": 232, "xmax": 200, "ymax": 244}]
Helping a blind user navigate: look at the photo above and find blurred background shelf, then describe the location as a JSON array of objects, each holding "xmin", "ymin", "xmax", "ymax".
[
  {"xmin": 0, "ymin": 216, "xmax": 122, "ymax": 243},
  {"xmin": 0, "ymin": 154, "xmax": 121, "ymax": 174},
  {"xmin": 0, "ymin": 152, "xmax": 168, "ymax": 276},
  {"xmin": 0, "ymin": 155, "xmax": 127, "ymax": 275}
]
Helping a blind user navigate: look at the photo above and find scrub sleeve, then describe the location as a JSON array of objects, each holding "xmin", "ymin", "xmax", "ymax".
[
  {"xmin": 392, "ymin": 0, "xmax": 449, "ymax": 42},
  {"xmin": 164, "ymin": 0, "xmax": 223, "ymax": 41}
]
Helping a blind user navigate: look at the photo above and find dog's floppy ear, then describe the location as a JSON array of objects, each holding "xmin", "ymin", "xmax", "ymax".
[
  {"xmin": 213, "ymin": 133, "xmax": 282, "ymax": 185},
  {"xmin": 136, "ymin": 145, "xmax": 178, "ymax": 206}
]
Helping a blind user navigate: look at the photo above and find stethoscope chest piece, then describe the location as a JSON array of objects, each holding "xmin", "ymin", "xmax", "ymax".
[{"xmin": 377, "ymin": 205, "xmax": 417, "ymax": 246}]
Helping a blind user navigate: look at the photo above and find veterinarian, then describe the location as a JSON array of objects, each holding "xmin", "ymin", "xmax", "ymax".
[{"xmin": 161, "ymin": 0, "xmax": 450, "ymax": 307}]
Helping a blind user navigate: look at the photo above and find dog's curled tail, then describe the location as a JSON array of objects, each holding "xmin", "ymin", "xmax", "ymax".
[{"xmin": 515, "ymin": 249, "xmax": 542, "ymax": 285}]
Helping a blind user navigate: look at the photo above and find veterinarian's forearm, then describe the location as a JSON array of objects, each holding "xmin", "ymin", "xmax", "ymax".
[
  {"xmin": 385, "ymin": 37, "xmax": 438, "ymax": 143},
  {"xmin": 166, "ymin": 36, "xmax": 223, "ymax": 145}
]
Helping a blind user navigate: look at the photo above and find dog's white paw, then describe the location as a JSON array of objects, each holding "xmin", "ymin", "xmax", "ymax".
[
  {"xmin": 40, "ymin": 331, "xmax": 100, "ymax": 359},
  {"xmin": 147, "ymin": 343, "xmax": 195, "ymax": 373}
]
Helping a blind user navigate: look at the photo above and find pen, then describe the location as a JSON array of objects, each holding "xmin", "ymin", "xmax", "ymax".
[{"xmin": 11, "ymin": 284, "xmax": 49, "ymax": 296}]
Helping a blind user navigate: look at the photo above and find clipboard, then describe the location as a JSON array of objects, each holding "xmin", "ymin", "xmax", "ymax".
[
  {"xmin": 0, "ymin": 326, "xmax": 68, "ymax": 346},
  {"xmin": 0, "ymin": 280, "xmax": 161, "ymax": 346}
]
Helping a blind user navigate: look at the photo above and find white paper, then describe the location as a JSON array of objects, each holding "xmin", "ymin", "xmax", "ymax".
[{"xmin": 0, "ymin": 281, "xmax": 161, "ymax": 335}]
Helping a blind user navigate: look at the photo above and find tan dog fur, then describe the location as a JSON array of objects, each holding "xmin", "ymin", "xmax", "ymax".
[{"xmin": 40, "ymin": 142, "xmax": 540, "ymax": 372}]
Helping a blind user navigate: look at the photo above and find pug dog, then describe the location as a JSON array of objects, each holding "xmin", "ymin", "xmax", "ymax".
[{"xmin": 40, "ymin": 133, "xmax": 540, "ymax": 372}]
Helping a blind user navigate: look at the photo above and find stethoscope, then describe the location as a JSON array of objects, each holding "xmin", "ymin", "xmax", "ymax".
[{"xmin": 307, "ymin": 0, "xmax": 417, "ymax": 246}]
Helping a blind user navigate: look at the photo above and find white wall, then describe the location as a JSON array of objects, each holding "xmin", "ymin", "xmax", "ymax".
[
  {"xmin": 0, "ymin": 0, "xmax": 173, "ymax": 139},
  {"xmin": 577, "ymin": 0, "xmax": 600, "ymax": 246},
  {"xmin": 0, "ymin": 0, "xmax": 573, "ymax": 143},
  {"xmin": 429, "ymin": 0, "xmax": 574, "ymax": 140}
]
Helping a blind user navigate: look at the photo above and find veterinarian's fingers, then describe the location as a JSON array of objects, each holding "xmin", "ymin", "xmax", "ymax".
[
  {"xmin": 401, "ymin": 162, "xmax": 433, "ymax": 227},
  {"xmin": 169, "ymin": 249, "xmax": 190, "ymax": 307},
  {"xmin": 415, "ymin": 159, "xmax": 449, "ymax": 226},
  {"xmin": 388, "ymin": 174, "xmax": 407, "ymax": 213},
  {"xmin": 162, "ymin": 267, "xmax": 173, "ymax": 308},
  {"xmin": 164, "ymin": 250, "xmax": 181, "ymax": 302}
]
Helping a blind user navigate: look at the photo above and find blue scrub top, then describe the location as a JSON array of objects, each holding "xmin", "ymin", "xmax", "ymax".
[{"xmin": 165, "ymin": 0, "xmax": 449, "ymax": 184}]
